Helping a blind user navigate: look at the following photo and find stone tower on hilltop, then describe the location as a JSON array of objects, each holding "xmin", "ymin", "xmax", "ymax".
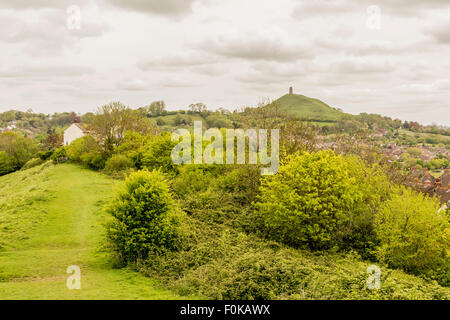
[{"xmin": 289, "ymin": 86, "xmax": 293, "ymax": 95}]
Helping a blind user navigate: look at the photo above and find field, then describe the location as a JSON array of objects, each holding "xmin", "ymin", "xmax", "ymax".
[{"xmin": 0, "ymin": 163, "xmax": 197, "ymax": 299}]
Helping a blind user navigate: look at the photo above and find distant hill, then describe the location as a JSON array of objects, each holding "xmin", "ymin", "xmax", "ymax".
[{"xmin": 274, "ymin": 93, "xmax": 348, "ymax": 122}]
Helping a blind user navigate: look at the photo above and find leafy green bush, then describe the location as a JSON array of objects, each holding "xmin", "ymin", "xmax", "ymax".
[
  {"xmin": 255, "ymin": 150, "xmax": 382, "ymax": 251},
  {"xmin": 114, "ymin": 131, "xmax": 147, "ymax": 168},
  {"xmin": 156, "ymin": 119, "xmax": 166, "ymax": 126},
  {"xmin": 141, "ymin": 133, "xmax": 178, "ymax": 175},
  {"xmin": 141, "ymin": 219, "xmax": 449, "ymax": 300},
  {"xmin": 170, "ymin": 164, "xmax": 260, "ymax": 227},
  {"xmin": 50, "ymin": 146, "xmax": 67, "ymax": 164},
  {"xmin": 66, "ymin": 136, "xmax": 106, "ymax": 169},
  {"xmin": 37, "ymin": 150, "xmax": 54, "ymax": 160},
  {"xmin": 21, "ymin": 158, "xmax": 45, "ymax": 170},
  {"xmin": 0, "ymin": 151, "xmax": 15, "ymax": 175},
  {"xmin": 104, "ymin": 154, "xmax": 134, "ymax": 178},
  {"xmin": 375, "ymin": 186, "xmax": 450, "ymax": 278},
  {"xmin": 105, "ymin": 170, "xmax": 184, "ymax": 263},
  {"xmin": 0, "ymin": 131, "xmax": 38, "ymax": 174}
]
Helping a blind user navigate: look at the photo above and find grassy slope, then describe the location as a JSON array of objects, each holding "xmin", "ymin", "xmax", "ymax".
[
  {"xmin": 275, "ymin": 94, "xmax": 347, "ymax": 122},
  {"xmin": 0, "ymin": 163, "xmax": 195, "ymax": 300}
]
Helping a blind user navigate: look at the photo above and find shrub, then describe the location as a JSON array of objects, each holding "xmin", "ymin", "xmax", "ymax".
[
  {"xmin": 37, "ymin": 150, "xmax": 54, "ymax": 160},
  {"xmin": 21, "ymin": 158, "xmax": 45, "ymax": 170},
  {"xmin": 0, "ymin": 151, "xmax": 15, "ymax": 175},
  {"xmin": 66, "ymin": 136, "xmax": 106, "ymax": 169},
  {"xmin": 216, "ymin": 165, "xmax": 261, "ymax": 207},
  {"xmin": 374, "ymin": 186, "xmax": 450, "ymax": 277},
  {"xmin": 141, "ymin": 133, "xmax": 178, "ymax": 175},
  {"xmin": 114, "ymin": 131, "xmax": 147, "ymax": 168},
  {"xmin": 0, "ymin": 131, "xmax": 38, "ymax": 172},
  {"xmin": 156, "ymin": 119, "xmax": 166, "ymax": 126},
  {"xmin": 50, "ymin": 146, "xmax": 68, "ymax": 164},
  {"xmin": 255, "ymin": 150, "xmax": 388, "ymax": 252},
  {"xmin": 141, "ymin": 220, "xmax": 450, "ymax": 300},
  {"xmin": 105, "ymin": 170, "xmax": 184, "ymax": 263},
  {"xmin": 104, "ymin": 154, "xmax": 134, "ymax": 178}
]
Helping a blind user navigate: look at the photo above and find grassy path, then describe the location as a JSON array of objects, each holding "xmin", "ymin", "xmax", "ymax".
[{"xmin": 0, "ymin": 163, "xmax": 190, "ymax": 299}]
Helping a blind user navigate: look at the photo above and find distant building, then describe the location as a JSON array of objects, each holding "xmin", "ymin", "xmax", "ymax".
[{"xmin": 63, "ymin": 123, "xmax": 86, "ymax": 146}]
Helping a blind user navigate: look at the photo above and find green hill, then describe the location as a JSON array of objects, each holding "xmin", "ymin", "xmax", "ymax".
[
  {"xmin": 0, "ymin": 163, "xmax": 197, "ymax": 299},
  {"xmin": 274, "ymin": 94, "xmax": 348, "ymax": 122},
  {"xmin": 0, "ymin": 163, "xmax": 448, "ymax": 300}
]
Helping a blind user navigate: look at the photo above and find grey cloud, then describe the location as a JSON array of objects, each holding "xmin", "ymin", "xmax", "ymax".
[
  {"xmin": 292, "ymin": 0, "xmax": 355, "ymax": 19},
  {"xmin": 138, "ymin": 52, "xmax": 218, "ymax": 70},
  {"xmin": 160, "ymin": 77, "xmax": 200, "ymax": 87},
  {"xmin": 0, "ymin": 10, "xmax": 108, "ymax": 56},
  {"xmin": 435, "ymin": 79, "xmax": 450, "ymax": 90},
  {"xmin": 0, "ymin": 64, "xmax": 95, "ymax": 78},
  {"xmin": 331, "ymin": 58, "xmax": 394, "ymax": 74},
  {"xmin": 315, "ymin": 39, "xmax": 428, "ymax": 57},
  {"xmin": 106, "ymin": 0, "xmax": 196, "ymax": 18},
  {"xmin": 190, "ymin": 64, "xmax": 227, "ymax": 76},
  {"xmin": 198, "ymin": 33, "xmax": 314, "ymax": 62},
  {"xmin": 0, "ymin": 0, "xmax": 70, "ymax": 9},
  {"xmin": 237, "ymin": 57, "xmax": 393, "ymax": 87},
  {"xmin": 138, "ymin": 52, "xmax": 226, "ymax": 77},
  {"xmin": 116, "ymin": 80, "xmax": 150, "ymax": 91},
  {"xmin": 292, "ymin": 0, "xmax": 450, "ymax": 18},
  {"xmin": 425, "ymin": 21, "xmax": 450, "ymax": 43},
  {"xmin": 236, "ymin": 62, "xmax": 310, "ymax": 85}
]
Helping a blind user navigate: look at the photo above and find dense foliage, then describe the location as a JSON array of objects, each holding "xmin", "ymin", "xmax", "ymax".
[
  {"xmin": 375, "ymin": 187, "xmax": 450, "ymax": 283},
  {"xmin": 105, "ymin": 170, "xmax": 184, "ymax": 263},
  {"xmin": 0, "ymin": 132, "xmax": 38, "ymax": 175},
  {"xmin": 255, "ymin": 151, "xmax": 389, "ymax": 256}
]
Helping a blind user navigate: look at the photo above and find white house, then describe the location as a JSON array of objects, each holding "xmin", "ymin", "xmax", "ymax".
[{"xmin": 64, "ymin": 123, "xmax": 86, "ymax": 146}]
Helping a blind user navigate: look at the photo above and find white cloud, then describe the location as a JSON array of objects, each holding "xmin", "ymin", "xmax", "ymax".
[{"xmin": 0, "ymin": 0, "xmax": 449, "ymax": 125}]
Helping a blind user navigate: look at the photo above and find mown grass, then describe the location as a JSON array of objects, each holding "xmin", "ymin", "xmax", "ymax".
[{"xmin": 0, "ymin": 163, "xmax": 198, "ymax": 299}]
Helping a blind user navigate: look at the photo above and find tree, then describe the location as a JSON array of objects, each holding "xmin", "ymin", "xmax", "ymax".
[
  {"xmin": 279, "ymin": 119, "xmax": 319, "ymax": 155},
  {"xmin": 44, "ymin": 129, "xmax": 62, "ymax": 150},
  {"xmin": 189, "ymin": 103, "xmax": 207, "ymax": 113},
  {"xmin": 68, "ymin": 112, "xmax": 81, "ymax": 123},
  {"xmin": 375, "ymin": 187, "xmax": 449, "ymax": 275},
  {"xmin": 148, "ymin": 101, "xmax": 166, "ymax": 116},
  {"xmin": 90, "ymin": 102, "xmax": 151, "ymax": 152},
  {"xmin": 105, "ymin": 170, "xmax": 183, "ymax": 262}
]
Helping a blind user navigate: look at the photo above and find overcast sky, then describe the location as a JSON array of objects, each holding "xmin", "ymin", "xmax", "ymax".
[{"xmin": 0, "ymin": 0, "xmax": 449, "ymax": 125}]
